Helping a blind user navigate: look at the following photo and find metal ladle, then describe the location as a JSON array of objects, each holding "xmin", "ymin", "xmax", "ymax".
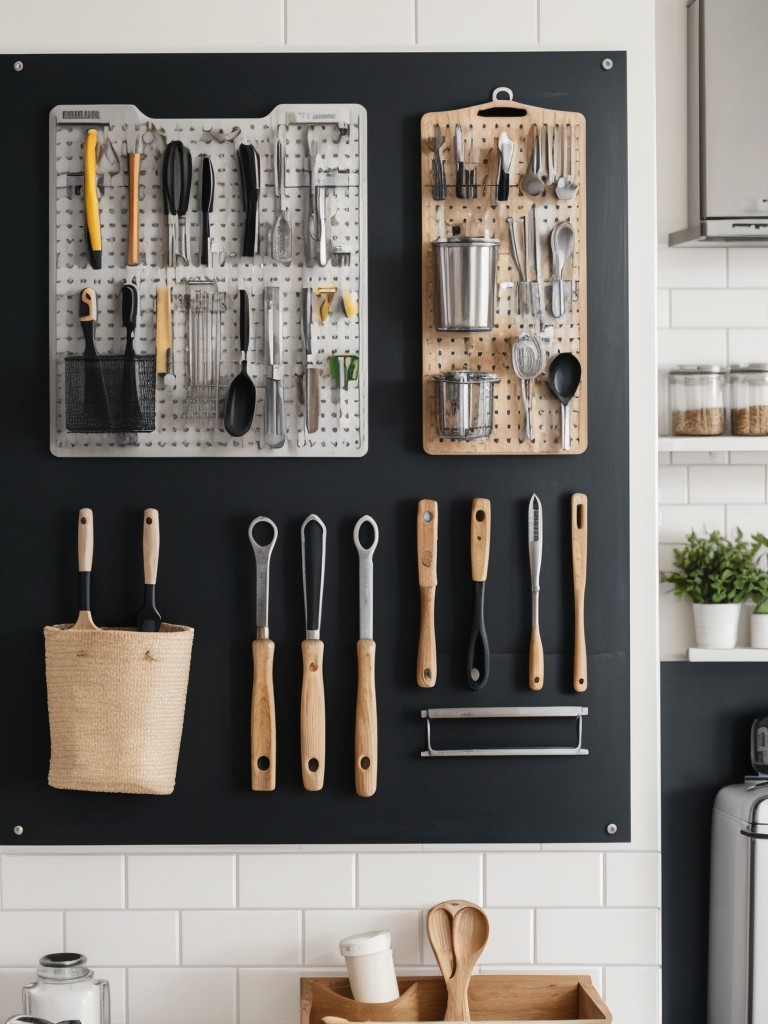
[
  {"xmin": 550, "ymin": 220, "xmax": 576, "ymax": 319},
  {"xmin": 512, "ymin": 333, "xmax": 545, "ymax": 442},
  {"xmin": 547, "ymin": 352, "xmax": 582, "ymax": 451}
]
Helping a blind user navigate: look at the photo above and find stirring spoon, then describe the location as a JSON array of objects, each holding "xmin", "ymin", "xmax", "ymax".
[{"xmin": 547, "ymin": 352, "xmax": 582, "ymax": 450}]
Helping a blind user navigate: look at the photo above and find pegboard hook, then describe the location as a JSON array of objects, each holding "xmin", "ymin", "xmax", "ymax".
[
  {"xmin": 201, "ymin": 125, "xmax": 242, "ymax": 143},
  {"xmin": 492, "ymin": 87, "xmax": 514, "ymax": 103}
]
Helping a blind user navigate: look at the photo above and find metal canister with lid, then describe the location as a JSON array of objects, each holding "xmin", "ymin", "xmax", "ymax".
[
  {"xmin": 668, "ymin": 365, "xmax": 726, "ymax": 436},
  {"xmin": 729, "ymin": 364, "xmax": 768, "ymax": 435},
  {"xmin": 22, "ymin": 954, "xmax": 110, "ymax": 1024}
]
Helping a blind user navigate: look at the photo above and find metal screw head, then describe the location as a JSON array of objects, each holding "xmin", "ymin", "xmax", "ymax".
[
  {"xmin": 13, "ymin": 825, "xmax": 23, "ymax": 835},
  {"xmin": 13, "ymin": 60, "xmax": 23, "ymax": 72},
  {"xmin": 602, "ymin": 58, "xmax": 614, "ymax": 71},
  {"xmin": 606, "ymin": 823, "xmax": 618, "ymax": 835}
]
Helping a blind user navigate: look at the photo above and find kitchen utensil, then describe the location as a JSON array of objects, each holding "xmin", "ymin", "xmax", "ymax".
[
  {"xmin": 429, "ymin": 124, "xmax": 447, "ymax": 201},
  {"xmin": 433, "ymin": 237, "xmax": 499, "ymax": 332},
  {"xmin": 496, "ymin": 131, "xmax": 514, "ymax": 202},
  {"xmin": 353, "ymin": 515, "xmax": 379, "ymax": 798},
  {"xmin": 248, "ymin": 515, "xmax": 278, "ymax": 791},
  {"xmin": 77, "ymin": 287, "xmax": 112, "ymax": 430},
  {"xmin": 465, "ymin": 129, "xmax": 477, "ymax": 199},
  {"xmin": 301, "ymin": 513, "xmax": 326, "ymax": 791},
  {"xmin": 417, "ymin": 499, "xmax": 438, "ymax": 688},
  {"xmin": 272, "ymin": 129, "xmax": 292, "ymax": 264},
  {"xmin": 84, "ymin": 129, "xmax": 102, "ymax": 269},
  {"xmin": 72, "ymin": 508, "xmax": 98, "ymax": 631},
  {"xmin": 306, "ymin": 128, "xmax": 328, "ymax": 266},
  {"xmin": 199, "ymin": 154, "xmax": 215, "ymax": 266},
  {"xmin": 224, "ymin": 290, "xmax": 256, "ymax": 437},
  {"xmin": 467, "ymin": 498, "xmax": 491, "ymax": 691},
  {"xmin": 521, "ymin": 123, "xmax": 545, "ymax": 197},
  {"xmin": 426, "ymin": 904, "xmax": 455, "ymax": 993},
  {"xmin": 547, "ymin": 352, "xmax": 582, "ymax": 451},
  {"xmin": 185, "ymin": 280, "xmax": 222, "ymax": 427},
  {"xmin": 301, "ymin": 287, "xmax": 320, "ymax": 434},
  {"xmin": 136, "ymin": 508, "xmax": 161, "ymax": 632},
  {"xmin": 550, "ymin": 219, "xmax": 576, "ymax": 319},
  {"xmin": 571, "ymin": 493, "xmax": 588, "ymax": 692},
  {"xmin": 506, "ymin": 216, "xmax": 526, "ymax": 315},
  {"xmin": 512, "ymin": 333, "xmax": 545, "ymax": 442},
  {"xmin": 155, "ymin": 285, "xmax": 175, "ymax": 387},
  {"xmin": 555, "ymin": 123, "xmax": 578, "ymax": 200},
  {"xmin": 427, "ymin": 900, "xmax": 490, "ymax": 1022},
  {"xmin": 176, "ymin": 143, "xmax": 193, "ymax": 264},
  {"xmin": 120, "ymin": 283, "xmax": 141, "ymax": 429},
  {"xmin": 237, "ymin": 143, "xmax": 261, "ymax": 259},
  {"xmin": 541, "ymin": 123, "xmax": 550, "ymax": 184},
  {"xmin": 127, "ymin": 134, "xmax": 143, "ymax": 266},
  {"xmin": 263, "ymin": 286, "xmax": 286, "ymax": 448},
  {"xmin": 453, "ymin": 124, "xmax": 465, "ymax": 198},
  {"xmin": 421, "ymin": 706, "xmax": 590, "ymax": 757},
  {"xmin": 162, "ymin": 140, "xmax": 191, "ymax": 265},
  {"xmin": 434, "ymin": 371, "xmax": 500, "ymax": 440},
  {"xmin": 528, "ymin": 493, "xmax": 544, "ymax": 690},
  {"xmin": 316, "ymin": 285, "xmax": 336, "ymax": 322},
  {"xmin": 531, "ymin": 205, "xmax": 542, "ymax": 315}
]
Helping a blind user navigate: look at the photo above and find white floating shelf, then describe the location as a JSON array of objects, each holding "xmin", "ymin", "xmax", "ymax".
[
  {"xmin": 659, "ymin": 436, "xmax": 768, "ymax": 452},
  {"xmin": 688, "ymin": 647, "xmax": 768, "ymax": 662}
]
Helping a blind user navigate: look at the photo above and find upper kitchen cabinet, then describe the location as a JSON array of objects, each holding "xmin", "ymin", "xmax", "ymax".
[{"xmin": 670, "ymin": 0, "xmax": 768, "ymax": 246}]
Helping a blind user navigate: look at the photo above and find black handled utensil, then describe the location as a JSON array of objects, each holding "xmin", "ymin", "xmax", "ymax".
[
  {"xmin": 120, "ymin": 283, "xmax": 141, "ymax": 428},
  {"xmin": 199, "ymin": 155, "xmax": 215, "ymax": 266},
  {"xmin": 301, "ymin": 514, "xmax": 326, "ymax": 791},
  {"xmin": 223, "ymin": 290, "xmax": 256, "ymax": 436},
  {"xmin": 72, "ymin": 508, "xmax": 99, "ymax": 631},
  {"xmin": 467, "ymin": 498, "xmax": 491, "ymax": 690},
  {"xmin": 238, "ymin": 143, "xmax": 261, "ymax": 258},
  {"xmin": 79, "ymin": 287, "xmax": 112, "ymax": 430},
  {"xmin": 136, "ymin": 508, "xmax": 161, "ymax": 632},
  {"xmin": 162, "ymin": 140, "xmax": 181, "ymax": 264},
  {"xmin": 177, "ymin": 144, "xmax": 193, "ymax": 265}
]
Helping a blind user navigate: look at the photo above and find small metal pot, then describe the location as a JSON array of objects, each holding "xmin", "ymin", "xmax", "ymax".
[
  {"xmin": 434, "ymin": 371, "xmax": 500, "ymax": 440},
  {"xmin": 433, "ymin": 237, "xmax": 499, "ymax": 332}
]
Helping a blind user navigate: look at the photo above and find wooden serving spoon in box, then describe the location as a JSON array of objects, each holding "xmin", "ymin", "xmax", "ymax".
[{"xmin": 427, "ymin": 900, "xmax": 490, "ymax": 1021}]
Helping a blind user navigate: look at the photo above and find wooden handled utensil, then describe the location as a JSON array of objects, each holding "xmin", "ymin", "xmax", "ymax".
[
  {"xmin": 136, "ymin": 508, "xmax": 162, "ymax": 632},
  {"xmin": 427, "ymin": 900, "xmax": 490, "ymax": 1022},
  {"xmin": 467, "ymin": 499, "xmax": 491, "ymax": 690},
  {"xmin": 127, "ymin": 135, "xmax": 143, "ymax": 266},
  {"xmin": 249, "ymin": 517, "xmax": 278, "ymax": 791},
  {"xmin": 572, "ymin": 493, "xmax": 588, "ymax": 692},
  {"xmin": 72, "ymin": 507, "xmax": 99, "ymax": 631},
  {"xmin": 354, "ymin": 515, "xmax": 379, "ymax": 797},
  {"xmin": 417, "ymin": 499, "xmax": 438, "ymax": 687},
  {"xmin": 301, "ymin": 514, "xmax": 326, "ymax": 790}
]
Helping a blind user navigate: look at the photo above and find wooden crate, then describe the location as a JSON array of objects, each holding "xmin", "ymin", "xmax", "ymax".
[{"xmin": 300, "ymin": 974, "xmax": 612, "ymax": 1024}]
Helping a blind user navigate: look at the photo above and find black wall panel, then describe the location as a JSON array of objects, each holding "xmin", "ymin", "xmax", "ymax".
[{"xmin": 0, "ymin": 52, "xmax": 629, "ymax": 845}]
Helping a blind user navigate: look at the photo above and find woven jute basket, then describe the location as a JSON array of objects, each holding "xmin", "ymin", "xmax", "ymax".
[{"xmin": 44, "ymin": 622, "xmax": 194, "ymax": 795}]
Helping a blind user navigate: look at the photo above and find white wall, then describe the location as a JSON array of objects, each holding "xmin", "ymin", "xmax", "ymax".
[{"xmin": 0, "ymin": 2, "xmax": 660, "ymax": 1023}]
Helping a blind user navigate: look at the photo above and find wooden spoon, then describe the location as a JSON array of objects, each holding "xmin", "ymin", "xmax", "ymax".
[
  {"xmin": 449, "ymin": 904, "xmax": 490, "ymax": 1021},
  {"xmin": 71, "ymin": 508, "xmax": 99, "ymax": 630},
  {"xmin": 427, "ymin": 903, "xmax": 455, "ymax": 989}
]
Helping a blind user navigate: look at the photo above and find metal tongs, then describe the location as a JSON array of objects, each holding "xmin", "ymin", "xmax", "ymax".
[
  {"xmin": 162, "ymin": 140, "xmax": 192, "ymax": 265},
  {"xmin": 263, "ymin": 286, "xmax": 285, "ymax": 448}
]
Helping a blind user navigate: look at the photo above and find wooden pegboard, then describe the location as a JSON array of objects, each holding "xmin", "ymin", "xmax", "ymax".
[{"xmin": 421, "ymin": 90, "xmax": 587, "ymax": 455}]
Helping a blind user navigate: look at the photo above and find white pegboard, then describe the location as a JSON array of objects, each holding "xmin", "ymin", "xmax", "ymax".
[{"xmin": 49, "ymin": 103, "xmax": 368, "ymax": 457}]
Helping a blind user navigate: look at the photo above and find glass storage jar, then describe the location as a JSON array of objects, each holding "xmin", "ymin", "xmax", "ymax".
[
  {"xmin": 729, "ymin": 364, "xmax": 768, "ymax": 436},
  {"xmin": 668, "ymin": 365, "xmax": 726, "ymax": 436},
  {"xmin": 23, "ymin": 953, "xmax": 110, "ymax": 1024}
]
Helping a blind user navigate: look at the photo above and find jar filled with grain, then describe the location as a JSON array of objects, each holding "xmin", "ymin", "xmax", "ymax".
[
  {"xmin": 729, "ymin": 365, "xmax": 768, "ymax": 436},
  {"xmin": 669, "ymin": 365, "xmax": 726, "ymax": 436}
]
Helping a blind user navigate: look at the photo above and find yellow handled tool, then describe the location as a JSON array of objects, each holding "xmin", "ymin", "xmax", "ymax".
[{"xmin": 84, "ymin": 129, "xmax": 102, "ymax": 269}]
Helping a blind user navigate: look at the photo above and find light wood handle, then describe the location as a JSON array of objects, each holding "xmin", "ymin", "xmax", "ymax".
[
  {"xmin": 78, "ymin": 508, "xmax": 94, "ymax": 573},
  {"xmin": 355, "ymin": 638, "xmax": 377, "ymax": 797},
  {"xmin": 572, "ymin": 493, "xmax": 588, "ymax": 693},
  {"xmin": 417, "ymin": 499, "xmax": 438, "ymax": 587},
  {"xmin": 251, "ymin": 638, "xmax": 276, "ymax": 791},
  {"xmin": 529, "ymin": 624, "xmax": 544, "ymax": 691},
  {"xmin": 300, "ymin": 638, "xmax": 325, "ymax": 791},
  {"xmin": 142, "ymin": 508, "xmax": 160, "ymax": 585},
  {"xmin": 470, "ymin": 498, "xmax": 491, "ymax": 582},
  {"xmin": 156, "ymin": 286, "xmax": 172, "ymax": 375},
  {"xmin": 417, "ymin": 586, "xmax": 437, "ymax": 687},
  {"xmin": 417, "ymin": 500, "xmax": 438, "ymax": 687},
  {"xmin": 127, "ymin": 152, "xmax": 141, "ymax": 266}
]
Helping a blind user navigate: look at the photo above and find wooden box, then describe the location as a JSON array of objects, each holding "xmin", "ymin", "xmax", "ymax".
[{"xmin": 300, "ymin": 974, "xmax": 612, "ymax": 1024}]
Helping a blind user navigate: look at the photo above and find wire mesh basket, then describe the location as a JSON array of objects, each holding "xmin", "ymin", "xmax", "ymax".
[{"xmin": 64, "ymin": 354, "xmax": 156, "ymax": 433}]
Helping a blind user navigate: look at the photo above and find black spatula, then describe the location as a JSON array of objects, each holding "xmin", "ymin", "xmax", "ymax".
[{"xmin": 137, "ymin": 508, "xmax": 162, "ymax": 632}]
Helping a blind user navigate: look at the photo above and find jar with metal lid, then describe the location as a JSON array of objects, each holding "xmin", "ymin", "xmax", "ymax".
[
  {"xmin": 729, "ymin": 364, "xmax": 768, "ymax": 436},
  {"xmin": 668, "ymin": 365, "xmax": 726, "ymax": 436},
  {"xmin": 22, "ymin": 953, "xmax": 110, "ymax": 1024}
]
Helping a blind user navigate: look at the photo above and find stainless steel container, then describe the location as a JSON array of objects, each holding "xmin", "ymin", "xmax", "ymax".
[
  {"xmin": 433, "ymin": 237, "xmax": 499, "ymax": 332},
  {"xmin": 434, "ymin": 371, "xmax": 500, "ymax": 440}
]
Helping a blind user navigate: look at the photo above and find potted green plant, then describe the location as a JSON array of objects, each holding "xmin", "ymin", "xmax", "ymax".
[
  {"xmin": 749, "ymin": 532, "xmax": 768, "ymax": 649},
  {"xmin": 662, "ymin": 529, "xmax": 760, "ymax": 649}
]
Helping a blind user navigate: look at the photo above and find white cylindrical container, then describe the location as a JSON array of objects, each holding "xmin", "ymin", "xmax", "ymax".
[
  {"xmin": 692, "ymin": 603, "xmax": 741, "ymax": 649},
  {"xmin": 339, "ymin": 931, "xmax": 399, "ymax": 1003},
  {"xmin": 22, "ymin": 953, "xmax": 110, "ymax": 1024}
]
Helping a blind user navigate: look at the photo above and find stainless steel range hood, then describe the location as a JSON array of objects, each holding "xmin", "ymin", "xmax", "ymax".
[{"xmin": 670, "ymin": 0, "xmax": 768, "ymax": 247}]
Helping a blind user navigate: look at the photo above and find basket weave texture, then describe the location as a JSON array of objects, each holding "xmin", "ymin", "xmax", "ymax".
[{"xmin": 44, "ymin": 622, "xmax": 194, "ymax": 795}]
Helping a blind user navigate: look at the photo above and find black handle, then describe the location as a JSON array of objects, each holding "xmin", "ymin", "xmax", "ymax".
[
  {"xmin": 497, "ymin": 168, "xmax": 510, "ymax": 203},
  {"xmin": 302, "ymin": 515, "xmax": 326, "ymax": 635},
  {"xmin": 121, "ymin": 284, "xmax": 138, "ymax": 355},
  {"xmin": 200, "ymin": 156, "xmax": 215, "ymax": 265},
  {"xmin": 238, "ymin": 144, "xmax": 260, "ymax": 257},
  {"xmin": 177, "ymin": 144, "xmax": 193, "ymax": 217},
  {"xmin": 239, "ymin": 289, "xmax": 250, "ymax": 355},
  {"xmin": 79, "ymin": 287, "xmax": 97, "ymax": 358},
  {"xmin": 163, "ymin": 141, "xmax": 181, "ymax": 216},
  {"xmin": 467, "ymin": 581, "xmax": 489, "ymax": 690}
]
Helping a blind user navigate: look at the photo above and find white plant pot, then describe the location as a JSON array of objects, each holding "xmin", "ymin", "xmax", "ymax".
[
  {"xmin": 751, "ymin": 613, "xmax": 768, "ymax": 649},
  {"xmin": 692, "ymin": 603, "xmax": 742, "ymax": 649}
]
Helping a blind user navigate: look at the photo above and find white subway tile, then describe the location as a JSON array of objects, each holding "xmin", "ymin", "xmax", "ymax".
[
  {"xmin": 417, "ymin": 0, "xmax": 536, "ymax": 45},
  {"xmin": 671, "ymin": 289, "xmax": 768, "ymax": 328},
  {"xmin": 304, "ymin": 910, "xmax": 421, "ymax": 966},
  {"xmin": 0, "ymin": 968, "xmax": 36, "ymax": 1020},
  {"xmin": 539, "ymin": 0, "xmax": 649, "ymax": 43},
  {"xmin": 286, "ymin": 0, "xmax": 414, "ymax": 46},
  {"xmin": 728, "ymin": 328, "xmax": 768, "ymax": 364},
  {"xmin": 688, "ymin": 465, "xmax": 766, "ymax": 504},
  {"xmin": 90, "ymin": 969, "xmax": 126, "ymax": 1024},
  {"xmin": 729, "ymin": 249, "xmax": 768, "ymax": 288},
  {"xmin": 658, "ymin": 504, "xmax": 724, "ymax": 543},
  {"xmin": 486, "ymin": 853, "xmax": 602, "ymax": 908},
  {"xmin": 128, "ymin": 968, "xmax": 235, "ymax": 1024},
  {"xmin": 605, "ymin": 853, "xmax": 659, "ymax": 907},
  {"xmin": 358, "ymin": 853, "xmax": 482, "ymax": 907},
  {"xmin": 657, "ymin": 246, "xmax": 726, "ymax": 288},
  {"xmin": 127, "ymin": 855, "xmax": 235, "ymax": 909},
  {"xmin": 66, "ymin": 910, "xmax": 178, "ymax": 966},
  {"xmin": 0, "ymin": 912, "xmax": 62, "ymax": 965},
  {"xmin": 670, "ymin": 451, "xmax": 728, "ymax": 466},
  {"xmin": 536, "ymin": 909, "xmax": 658, "ymax": 964},
  {"xmin": 239, "ymin": 854, "xmax": 354, "ymax": 909},
  {"xmin": 2, "ymin": 855, "xmax": 124, "ymax": 910},
  {"xmin": 658, "ymin": 466, "xmax": 688, "ymax": 505},
  {"xmin": 604, "ymin": 966, "xmax": 660, "ymax": 1024},
  {"xmin": 239, "ymin": 970, "xmax": 300, "ymax": 1024},
  {"xmin": 657, "ymin": 290, "xmax": 670, "ymax": 329},
  {"xmin": 181, "ymin": 910, "xmax": 300, "ymax": 966},
  {"xmin": 657, "ymin": 328, "xmax": 727, "ymax": 366},
  {"xmin": 724, "ymin": 505, "xmax": 768, "ymax": 538},
  {"xmin": 478, "ymin": 910, "xmax": 533, "ymax": 964}
]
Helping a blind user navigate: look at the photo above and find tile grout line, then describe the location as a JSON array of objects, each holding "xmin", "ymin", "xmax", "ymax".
[
  {"xmin": 283, "ymin": 0, "xmax": 288, "ymax": 47},
  {"xmin": 413, "ymin": 0, "xmax": 419, "ymax": 45}
]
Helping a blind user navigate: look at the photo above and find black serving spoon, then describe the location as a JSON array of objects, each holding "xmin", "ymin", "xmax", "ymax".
[
  {"xmin": 223, "ymin": 290, "xmax": 256, "ymax": 437},
  {"xmin": 547, "ymin": 352, "xmax": 582, "ymax": 451}
]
